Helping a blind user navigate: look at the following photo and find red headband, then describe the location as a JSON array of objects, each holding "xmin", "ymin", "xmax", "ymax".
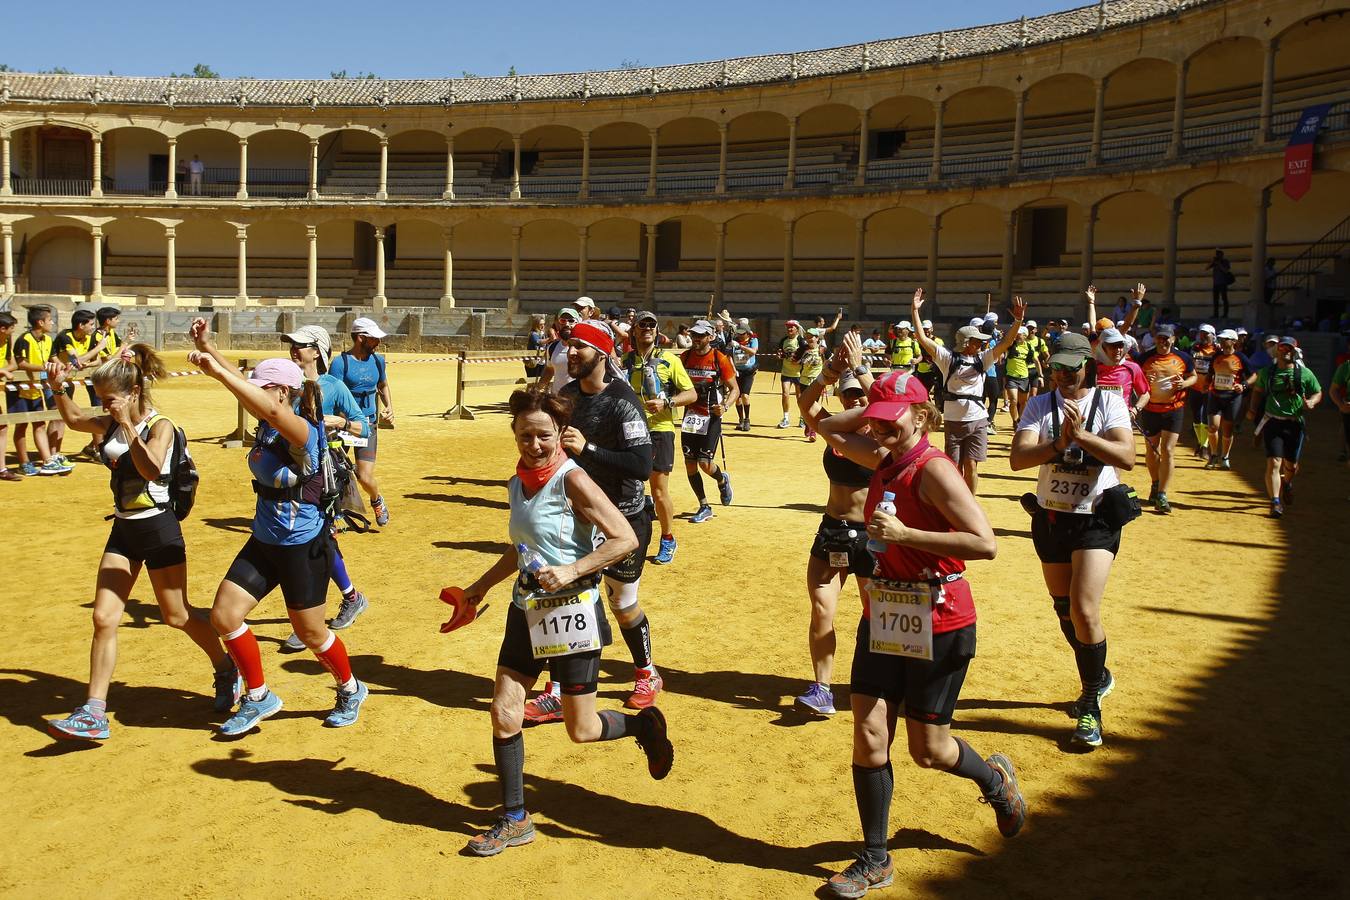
[{"xmin": 571, "ymin": 321, "xmax": 615, "ymax": 357}]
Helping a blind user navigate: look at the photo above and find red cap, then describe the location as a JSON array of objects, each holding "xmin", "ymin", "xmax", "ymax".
[
  {"xmin": 862, "ymin": 370, "xmax": 930, "ymax": 421},
  {"xmin": 570, "ymin": 321, "xmax": 616, "ymax": 357}
]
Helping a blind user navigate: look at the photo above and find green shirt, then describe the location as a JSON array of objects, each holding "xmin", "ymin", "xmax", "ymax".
[
  {"xmin": 624, "ymin": 348, "xmax": 694, "ymax": 434},
  {"xmin": 1005, "ymin": 340, "xmax": 1037, "ymax": 379},
  {"xmin": 1256, "ymin": 363, "xmax": 1321, "ymax": 419},
  {"xmin": 1332, "ymin": 360, "xmax": 1350, "ymax": 391}
]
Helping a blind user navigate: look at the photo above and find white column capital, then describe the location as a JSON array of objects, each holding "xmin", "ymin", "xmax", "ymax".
[
  {"xmin": 374, "ymin": 226, "xmax": 385, "ymax": 240},
  {"xmin": 512, "ymin": 135, "xmax": 521, "ymax": 147},
  {"xmin": 784, "ymin": 219, "xmax": 795, "ymax": 234},
  {"xmin": 92, "ymin": 134, "xmax": 103, "ymax": 145},
  {"xmin": 238, "ymin": 136, "xmax": 248, "ymax": 146},
  {"xmin": 855, "ymin": 218, "xmax": 867, "ymax": 233},
  {"xmin": 379, "ymin": 136, "xmax": 389, "ymax": 147},
  {"xmin": 713, "ymin": 221, "xmax": 726, "ymax": 236},
  {"xmin": 164, "ymin": 225, "xmax": 176, "ymax": 238},
  {"xmin": 90, "ymin": 225, "xmax": 104, "ymax": 238},
  {"xmin": 306, "ymin": 225, "xmax": 317, "ymax": 238},
  {"xmin": 510, "ymin": 225, "xmax": 522, "ymax": 238},
  {"xmin": 236, "ymin": 226, "xmax": 248, "ymax": 240},
  {"xmin": 717, "ymin": 122, "xmax": 729, "ymax": 134},
  {"xmin": 577, "ymin": 224, "xmax": 589, "ymax": 237},
  {"xmin": 166, "ymin": 136, "xmax": 177, "ymax": 146},
  {"xmin": 644, "ymin": 223, "xmax": 659, "ymax": 238},
  {"xmin": 0, "ymin": 223, "xmax": 12, "ymax": 236}
]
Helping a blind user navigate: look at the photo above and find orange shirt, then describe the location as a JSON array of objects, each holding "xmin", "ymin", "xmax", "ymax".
[
  {"xmin": 680, "ymin": 348, "xmax": 736, "ymax": 416},
  {"xmin": 1191, "ymin": 344, "xmax": 1218, "ymax": 391},
  {"xmin": 1209, "ymin": 352, "xmax": 1252, "ymax": 394},
  {"xmin": 1139, "ymin": 349, "xmax": 1194, "ymax": 413}
]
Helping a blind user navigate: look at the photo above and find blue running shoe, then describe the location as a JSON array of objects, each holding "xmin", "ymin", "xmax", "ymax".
[
  {"xmin": 213, "ymin": 663, "xmax": 243, "ymax": 713},
  {"xmin": 324, "ymin": 680, "xmax": 368, "ymax": 728},
  {"xmin": 48, "ymin": 705, "xmax": 110, "ymax": 741},
  {"xmin": 690, "ymin": 504, "xmax": 714, "ymax": 524},
  {"xmin": 794, "ymin": 682, "xmax": 836, "ymax": 716},
  {"xmin": 1071, "ymin": 711, "xmax": 1103, "ymax": 749},
  {"xmin": 20, "ymin": 462, "xmax": 39, "ymax": 477},
  {"xmin": 718, "ymin": 473, "xmax": 733, "ymax": 506},
  {"xmin": 1068, "ymin": 668, "xmax": 1115, "ymax": 720},
  {"xmin": 219, "ymin": 690, "xmax": 284, "ymax": 737},
  {"xmin": 372, "ymin": 496, "xmax": 390, "ymax": 527},
  {"xmin": 654, "ymin": 535, "xmax": 677, "ymax": 565}
]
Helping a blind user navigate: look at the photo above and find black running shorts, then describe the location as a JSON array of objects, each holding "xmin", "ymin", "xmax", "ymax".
[
  {"xmin": 1138, "ymin": 407, "xmax": 1185, "ymax": 436},
  {"xmin": 103, "ymin": 511, "xmax": 187, "ymax": 570},
  {"xmin": 681, "ymin": 416, "xmax": 722, "ymax": 461},
  {"xmin": 224, "ymin": 531, "xmax": 333, "ymax": 610},
  {"xmin": 601, "ymin": 508, "xmax": 653, "ymax": 583},
  {"xmin": 1030, "ymin": 507, "xmax": 1121, "ymax": 565},
  {"xmin": 809, "ymin": 516, "xmax": 874, "ymax": 578},
  {"xmin": 1206, "ymin": 392, "xmax": 1243, "ymax": 422},
  {"xmin": 850, "ymin": 620, "xmax": 976, "ymax": 725},
  {"xmin": 1262, "ymin": 418, "xmax": 1305, "ymax": 461},
  {"xmin": 650, "ymin": 431, "xmax": 675, "ymax": 474},
  {"xmin": 497, "ymin": 600, "xmax": 608, "ymax": 694},
  {"xmin": 736, "ymin": 370, "xmax": 756, "ymax": 396}
]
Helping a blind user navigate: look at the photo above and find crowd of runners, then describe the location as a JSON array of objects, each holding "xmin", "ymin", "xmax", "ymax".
[{"xmin": 4, "ymin": 280, "xmax": 1344, "ymax": 896}]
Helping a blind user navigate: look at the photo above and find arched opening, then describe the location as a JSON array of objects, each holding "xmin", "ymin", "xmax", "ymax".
[
  {"xmin": 723, "ymin": 213, "xmax": 783, "ymax": 315},
  {"xmin": 316, "ymin": 128, "xmax": 384, "ymax": 199},
  {"xmin": 312, "ymin": 219, "xmax": 367, "ymax": 305},
  {"xmin": 103, "ymin": 127, "xmax": 171, "ymax": 196},
  {"xmin": 864, "ymin": 96, "xmax": 934, "ymax": 185},
  {"xmin": 383, "ymin": 218, "xmax": 444, "ymax": 306},
  {"xmin": 797, "ymin": 103, "xmax": 860, "ymax": 189},
  {"xmin": 586, "ymin": 218, "xmax": 643, "ymax": 304},
  {"xmin": 588, "ymin": 121, "xmax": 650, "ymax": 198},
  {"xmin": 1099, "ymin": 58, "xmax": 1176, "ymax": 164},
  {"xmin": 941, "ymin": 87, "xmax": 1015, "ymax": 178},
  {"xmin": 177, "ymin": 127, "xmax": 244, "ymax": 198},
  {"xmin": 1011, "ymin": 198, "xmax": 1085, "ymax": 310},
  {"xmin": 14, "ymin": 219, "xmax": 92, "ymax": 293},
  {"xmin": 8, "ymin": 124, "xmax": 95, "ymax": 196},
  {"xmin": 651, "ymin": 215, "xmax": 716, "ymax": 315},
  {"xmin": 175, "ymin": 218, "xmax": 243, "ymax": 301},
  {"xmin": 240, "ymin": 220, "xmax": 309, "ymax": 304},
  {"xmin": 727, "ymin": 111, "xmax": 789, "ymax": 193},
  {"xmin": 792, "ymin": 210, "xmax": 857, "ymax": 314},
  {"xmin": 452, "ymin": 126, "xmax": 515, "ymax": 200},
  {"xmin": 1178, "ymin": 181, "xmax": 1255, "ymax": 316},
  {"xmin": 451, "ymin": 218, "xmax": 513, "ymax": 308},
  {"xmin": 518, "ymin": 125, "xmax": 584, "ymax": 198},
  {"xmin": 1091, "ymin": 191, "xmax": 1168, "ymax": 310},
  {"xmin": 246, "ymin": 130, "xmax": 311, "ymax": 198},
  {"xmin": 1022, "ymin": 74, "xmax": 1095, "ymax": 172},
  {"xmin": 385, "ymin": 129, "xmax": 449, "ymax": 199},
  {"xmin": 102, "ymin": 217, "xmax": 170, "ymax": 299},
  {"xmin": 934, "ymin": 203, "xmax": 1003, "ymax": 313},
  {"xmin": 518, "ymin": 219, "xmax": 579, "ymax": 309},
  {"xmin": 861, "ymin": 207, "xmax": 929, "ymax": 318},
  {"xmin": 1183, "ymin": 37, "xmax": 1263, "ymax": 153},
  {"xmin": 1272, "ymin": 11, "xmax": 1350, "ymax": 142},
  {"xmin": 656, "ymin": 117, "xmax": 720, "ymax": 195}
]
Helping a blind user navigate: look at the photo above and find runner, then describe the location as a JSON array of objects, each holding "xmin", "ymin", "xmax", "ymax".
[
  {"xmin": 189, "ymin": 344, "xmax": 369, "ymax": 735},
  {"xmin": 1188, "ymin": 324, "xmax": 1219, "ymax": 459},
  {"xmin": 1010, "ymin": 332, "xmax": 1137, "ymax": 750},
  {"xmin": 887, "ymin": 321, "xmax": 919, "ymax": 372},
  {"xmin": 42, "ymin": 346, "xmax": 238, "ymax": 741},
  {"xmin": 1135, "ymin": 325, "xmax": 1195, "ymax": 515},
  {"xmin": 816, "ymin": 370, "xmax": 1026, "ymax": 896},
  {"xmin": 1092, "ymin": 329, "xmax": 1149, "ymax": 426},
  {"xmin": 794, "ymin": 331, "xmax": 874, "ymax": 717},
  {"xmin": 457, "ymin": 388, "xmax": 672, "ymax": 856},
  {"xmin": 1024, "ymin": 320, "xmax": 1049, "ymax": 398},
  {"xmin": 0, "ymin": 311, "xmax": 19, "ymax": 481},
  {"xmin": 680, "ymin": 320, "xmax": 738, "ymax": 522},
  {"xmin": 623, "ymin": 311, "xmax": 697, "ymax": 565},
  {"xmin": 10, "ymin": 305, "xmax": 72, "ymax": 476},
  {"xmin": 329, "ymin": 317, "xmax": 393, "ymax": 526},
  {"xmin": 1248, "ymin": 336, "xmax": 1322, "ymax": 518},
  {"xmin": 778, "ymin": 319, "xmax": 804, "ymax": 428},
  {"xmin": 1002, "ymin": 326, "xmax": 1039, "ymax": 428},
  {"xmin": 1203, "ymin": 329, "xmax": 1253, "ymax": 470},
  {"xmin": 1332, "ymin": 354, "xmax": 1350, "ymax": 472},
  {"xmin": 522, "ymin": 320, "xmax": 664, "ymax": 723},
  {"xmin": 731, "ymin": 321, "xmax": 759, "ymax": 431},
  {"xmin": 796, "ymin": 330, "xmax": 826, "ymax": 441},
  {"xmin": 912, "ymin": 289, "xmax": 1024, "ymax": 495},
  {"xmin": 539, "ymin": 307, "xmax": 579, "ymax": 394}
]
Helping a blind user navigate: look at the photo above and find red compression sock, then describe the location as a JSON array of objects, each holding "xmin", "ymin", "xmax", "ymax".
[
  {"xmin": 223, "ymin": 625, "xmax": 265, "ymax": 691},
  {"xmin": 315, "ymin": 632, "xmax": 353, "ymax": 684}
]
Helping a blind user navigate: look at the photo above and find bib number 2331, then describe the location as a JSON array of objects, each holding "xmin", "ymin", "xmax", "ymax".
[
  {"xmin": 682, "ymin": 413, "xmax": 711, "ymax": 434},
  {"xmin": 525, "ymin": 592, "xmax": 601, "ymax": 659},
  {"xmin": 869, "ymin": 582, "xmax": 933, "ymax": 661}
]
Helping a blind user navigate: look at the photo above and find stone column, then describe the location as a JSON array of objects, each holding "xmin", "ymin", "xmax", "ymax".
[
  {"xmin": 442, "ymin": 137, "xmax": 455, "ymax": 199},
  {"xmin": 91, "ymin": 136, "xmax": 104, "ymax": 198},
  {"xmin": 1000, "ymin": 211, "xmax": 1016, "ymax": 304},
  {"xmin": 1163, "ymin": 198, "xmax": 1182, "ymax": 303},
  {"xmin": 716, "ymin": 123, "xmax": 729, "ymax": 194},
  {"xmin": 646, "ymin": 128, "xmax": 659, "ymax": 197},
  {"xmin": 577, "ymin": 225, "xmax": 589, "ymax": 295},
  {"xmin": 929, "ymin": 100, "xmax": 945, "ymax": 182},
  {"xmin": 852, "ymin": 218, "xmax": 867, "ymax": 316},
  {"xmin": 308, "ymin": 138, "xmax": 319, "ymax": 199},
  {"xmin": 1251, "ymin": 188, "xmax": 1270, "ymax": 307},
  {"xmin": 855, "ymin": 107, "xmax": 870, "ymax": 186},
  {"xmin": 235, "ymin": 226, "xmax": 248, "ymax": 308},
  {"xmin": 713, "ymin": 221, "xmax": 726, "ymax": 303},
  {"xmin": 164, "ymin": 226, "xmax": 177, "ymax": 309},
  {"xmin": 925, "ymin": 216, "xmax": 941, "ymax": 307},
  {"xmin": 305, "ymin": 225, "xmax": 318, "ymax": 310},
  {"xmin": 373, "ymin": 226, "xmax": 387, "ymax": 310},
  {"xmin": 2, "ymin": 223, "xmax": 15, "ymax": 293},
  {"xmin": 236, "ymin": 138, "xmax": 248, "ymax": 200},
  {"xmin": 508, "ymin": 225, "xmax": 521, "ymax": 312},
  {"xmin": 1079, "ymin": 204, "xmax": 1098, "ymax": 292},
  {"xmin": 0, "ymin": 133, "xmax": 11, "ymax": 196},
  {"xmin": 780, "ymin": 219, "xmax": 795, "ymax": 316},
  {"xmin": 1167, "ymin": 59, "xmax": 1188, "ymax": 160},
  {"xmin": 1009, "ymin": 90, "xmax": 1026, "ymax": 174},
  {"xmin": 579, "ymin": 131, "xmax": 591, "ymax": 199},
  {"xmin": 440, "ymin": 226, "xmax": 456, "ymax": 311},
  {"xmin": 510, "ymin": 136, "xmax": 522, "ymax": 199},
  {"xmin": 1090, "ymin": 76, "xmax": 1108, "ymax": 165},
  {"xmin": 90, "ymin": 226, "xmax": 104, "ymax": 298},
  {"xmin": 784, "ymin": 116, "xmax": 798, "ymax": 189},
  {"xmin": 376, "ymin": 138, "xmax": 389, "ymax": 200},
  {"xmin": 644, "ymin": 223, "xmax": 658, "ymax": 303},
  {"xmin": 166, "ymin": 138, "xmax": 178, "ymax": 198},
  {"xmin": 1258, "ymin": 39, "xmax": 1278, "ymax": 144}
]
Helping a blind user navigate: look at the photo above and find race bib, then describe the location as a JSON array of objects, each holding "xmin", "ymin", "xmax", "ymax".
[
  {"xmin": 829, "ymin": 551, "xmax": 850, "ymax": 569},
  {"xmin": 525, "ymin": 589, "xmax": 601, "ymax": 659},
  {"xmin": 1195, "ymin": 356, "xmax": 1212, "ymax": 374},
  {"xmin": 681, "ymin": 413, "xmax": 711, "ymax": 434},
  {"xmin": 1036, "ymin": 462, "xmax": 1099, "ymax": 514},
  {"xmin": 339, "ymin": 433, "xmax": 369, "ymax": 448},
  {"xmin": 868, "ymin": 580, "xmax": 933, "ymax": 660},
  {"xmin": 1098, "ymin": 384, "xmax": 1123, "ymax": 395},
  {"xmin": 1214, "ymin": 374, "xmax": 1236, "ymax": 391}
]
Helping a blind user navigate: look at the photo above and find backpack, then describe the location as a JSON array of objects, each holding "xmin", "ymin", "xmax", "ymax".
[
  {"xmin": 104, "ymin": 415, "xmax": 199, "ymax": 521},
  {"xmin": 251, "ymin": 423, "xmax": 342, "ymax": 522}
]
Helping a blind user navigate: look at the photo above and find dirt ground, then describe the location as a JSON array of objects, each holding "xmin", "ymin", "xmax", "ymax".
[{"xmin": 2, "ymin": 352, "xmax": 1346, "ymax": 899}]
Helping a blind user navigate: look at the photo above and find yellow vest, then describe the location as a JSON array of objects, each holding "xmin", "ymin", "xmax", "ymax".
[{"xmin": 16, "ymin": 332, "xmax": 52, "ymax": 400}]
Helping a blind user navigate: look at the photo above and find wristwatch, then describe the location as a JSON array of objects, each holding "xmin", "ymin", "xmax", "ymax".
[{"xmin": 852, "ymin": 365, "xmax": 869, "ymax": 377}]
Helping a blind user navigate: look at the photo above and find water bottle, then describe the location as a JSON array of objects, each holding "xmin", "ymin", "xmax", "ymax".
[
  {"xmin": 516, "ymin": 543, "xmax": 545, "ymax": 574},
  {"xmin": 867, "ymin": 492, "xmax": 897, "ymax": 554},
  {"xmin": 643, "ymin": 362, "xmax": 661, "ymax": 401}
]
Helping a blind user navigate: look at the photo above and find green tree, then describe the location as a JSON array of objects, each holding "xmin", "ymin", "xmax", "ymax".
[
  {"xmin": 170, "ymin": 63, "xmax": 220, "ymax": 78},
  {"xmin": 38, "ymin": 66, "xmax": 73, "ymax": 75}
]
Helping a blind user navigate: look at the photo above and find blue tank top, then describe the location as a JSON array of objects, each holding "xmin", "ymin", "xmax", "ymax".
[
  {"xmin": 507, "ymin": 458, "xmax": 594, "ymax": 609},
  {"xmin": 329, "ymin": 350, "xmax": 385, "ymax": 418},
  {"xmin": 248, "ymin": 421, "xmax": 324, "ymax": 545}
]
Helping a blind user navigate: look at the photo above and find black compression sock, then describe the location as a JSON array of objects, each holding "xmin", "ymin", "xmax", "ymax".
[
  {"xmin": 1074, "ymin": 639, "xmax": 1108, "ymax": 710},
  {"xmin": 597, "ymin": 709, "xmax": 648, "ymax": 742},
  {"xmin": 708, "ymin": 466, "xmax": 725, "ymax": 485},
  {"xmin": 852, "ymin": 763, "xmax": 893, "ymax": 866},
  {"xmin": 621, "ymin": 614, "xmax": 653, "ymax": 671},
  {"xmin": 1052, "ymin": 596, "xmax": 1078, "ymax": 649},
  {"xmin": 687, "ymin": 472, "xmax": 706, "ymax": 504},
  {"xmin": 492, "ymin": 733, "xmax": 526, "ymax": 812},
  {"xmin": 742, "ymin": 403, "xmax": 750, "ymax": 424},
  {"xmin": 951, "ymin": 737, "xmax": 1001, "ymax": 796}
]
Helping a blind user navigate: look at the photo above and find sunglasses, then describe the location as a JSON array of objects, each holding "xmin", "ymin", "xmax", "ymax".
[
  {"xmin": 638, "ymin": 322, "xmax": 657, "ymax": 329},
  {"xmin": 1051, "ymin": 361, "xmax": 1086, "ymax": 373},
  {"xmin": 289, "ymin": 342, "xmax": 317, "ymax": 351}
]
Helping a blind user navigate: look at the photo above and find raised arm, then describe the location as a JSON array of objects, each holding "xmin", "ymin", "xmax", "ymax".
[
  {"xmin": 988, "ymin": 296, "xmax": 1029, "ymax": 361},
  {"xmin": 911, "ymin": 288, "xmax": 939, "ymax": 358},
  {"xmin": 190, "ymin": 351, "xmax": 311, "ymax": 447},
  {"xmin": 44, "ymin": 360, "xmax": 112, "ymax": 435}
]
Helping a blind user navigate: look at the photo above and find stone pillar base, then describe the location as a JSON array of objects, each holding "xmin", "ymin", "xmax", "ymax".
[
  {"xmin": 439, "ymin": 294, "xmax": 456, "ymax": 312},
  {"xmin": 442, "ymin": 191, "xmax": 455, "ymax": 200},
  {"xmin": 307, "ymin": 190, "xmax": 318, "ymax": 200},
  {"xmin": 165, "ymin": 189, "xmax": 178, "ymax": 199},
  {"xmin": 509, "ymin": 190, "xmax": 521, "ymax": 200},
  {"xmin": 375, "ymin": 191, "xmax": 388, "ymax": 200},
  {"xmin": 372, "ymin": 294, "xmax": 387, "ymax": 313},
  {"xmin": 235, "ymin": 294, "xmax": 249, "ymax": 310},
  {"xmin": 164, "ymin": 293, "xmax": 177, "ymax": 310},
  {"xmin": 235, "ymin": 190, "xmax": 248, "ymax": 200},
  {"xmin": 304, "ymin": 293, "xmax": 318, "ymax": 312},
  {"xmin": 469, "ymin": 312, "xmax": 487, "ymax": 350}
]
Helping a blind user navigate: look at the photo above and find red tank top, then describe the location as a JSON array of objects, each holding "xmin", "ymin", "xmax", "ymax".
[{"xmin": 863, "ymin": 437, "xmax": 977, "ymax": 634}]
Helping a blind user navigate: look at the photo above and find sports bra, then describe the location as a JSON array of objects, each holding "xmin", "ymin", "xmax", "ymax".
[{"xmin": 822, "ymin": 445, "xmax": 873, "ymax": 488}]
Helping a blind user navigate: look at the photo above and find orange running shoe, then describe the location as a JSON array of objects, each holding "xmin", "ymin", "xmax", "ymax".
[{"xmin": 625, "ymin": 669, "xmax": 664, "ymax": 710}]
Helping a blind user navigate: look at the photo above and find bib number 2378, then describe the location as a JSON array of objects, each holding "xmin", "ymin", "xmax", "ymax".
[
  {"xmin": 869, "ymin": 583, "xmax": 933, "ymax": 661},
  {"xmin": 525, "ymin": 592, "xmax": 601, "ymax": 659}
]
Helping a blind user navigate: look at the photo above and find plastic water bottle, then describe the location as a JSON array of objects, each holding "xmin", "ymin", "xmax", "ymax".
[
  {"xmin": 516, "ymin": 543, "xmax": 545, "ymax": 574},
  {"xmin": 867, "ymin": 492, "xmax": 897, "ymax": 554},
  {"xmin": 643, "ymin": 363, "xmax": 661, "ymax": 401}
]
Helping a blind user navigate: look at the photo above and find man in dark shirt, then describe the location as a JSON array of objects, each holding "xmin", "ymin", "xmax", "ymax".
[{"xmin": 523, "ymin": 320, "xmax": 662, "ymax": 724}]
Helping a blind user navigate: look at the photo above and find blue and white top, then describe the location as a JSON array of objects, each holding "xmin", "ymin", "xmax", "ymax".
[
  {"xmin": 328, "ymin": 350, "xmax": 386, "ymax": 420},
  {"xmin": 507, "ymin": 458, "xmax": 594, "ymax": 610},
  {"xmin": 316, "ymin": 373, "xmax": 370, "ymax": 437},
  {"xmin": 248, "ymin": 421, "xmax": 324, "ymax": 545}
]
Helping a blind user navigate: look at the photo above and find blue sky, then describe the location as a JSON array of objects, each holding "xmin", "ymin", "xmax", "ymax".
[{"xmin": 8, "ymin": 1, "xmax": 1077, "ymax": 79}]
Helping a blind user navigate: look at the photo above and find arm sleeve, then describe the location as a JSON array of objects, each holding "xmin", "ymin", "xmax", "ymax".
[
  {"xmin": 328, "ymin": 354, "xmax": 345, "ymax": 382},
  {"xmin": 582, "ymin": 396, "xmax": 653, "ymax": 481},
  {"xmin": 14, "ymin": 336, "xmax": 30, "ymax": 362}
]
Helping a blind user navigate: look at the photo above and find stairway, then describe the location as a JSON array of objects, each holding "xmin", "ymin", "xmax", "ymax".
[{"xmin": 344, "ymin": 272, "xmax": 375, "ymax": 306}]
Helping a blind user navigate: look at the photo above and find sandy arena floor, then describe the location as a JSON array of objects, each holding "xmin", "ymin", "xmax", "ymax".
[{"xmin": 1, "ymin": 352, "xmax": 1346, "ymax": 898}]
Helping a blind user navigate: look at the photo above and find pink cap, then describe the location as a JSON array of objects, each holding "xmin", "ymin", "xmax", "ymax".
[
  {"xmin": 862, "ymin": 370, "xmax": 930, "ymax": 421},
  {"xmin": 247, "ymin": 358, "xmax": 304, "ymax": 390}
]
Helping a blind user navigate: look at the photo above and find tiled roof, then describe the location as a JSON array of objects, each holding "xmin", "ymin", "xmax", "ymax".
[{"xmin": 0, "ymin": 1, "xmax": 1217, "ymax": 109}]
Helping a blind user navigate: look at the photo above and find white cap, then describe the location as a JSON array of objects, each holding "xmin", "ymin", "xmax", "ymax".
[
  {"xmin": 898, "ymin": 320, "xmax": 912, "ymax": 330},
  {"xmin": 1081, "ymin": 322, "xmax": 1092, "ymax": 330},
  {"xmin": 969, "ymin": 317, "xmax": 984, "ymax": 327},
  {"xmin": 1026, "ymin": 319, "xmax": 1038, "ymax": 327},
  {"xmin": 1236, "ymin": 327, "xmax": 1249, "ymax": 335},
  {"xmin": 1199, "ymin": 323, "xmax": 1217, "ymax": 335},
  {"xmin": 574, "ymin": 296, "xmax": 596, "ymax": 309},
  {"xmin": 984, "ymin": 312, "xmax": 998, "ymax": 322},
  {"xmin": 1217, "ymin": 328, "xmax": 1239, "ymax": 340},
  {"xmin": 350, "ymin": 317, "xmax": 387, "ymax": 339},
  {"xmin": 921, "ymin": 319, "xmax": 933, "ymax": 329},
  {"xmin": 1016, "ymin": 325, "xmax": 1028, "ymax": 336}
]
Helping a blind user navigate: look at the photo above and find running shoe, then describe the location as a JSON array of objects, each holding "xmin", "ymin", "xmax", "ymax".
[
  {"xmin": 213, "ymin": 663, "xmax": 243, "ymax": 712},
  {"xmin": 825, "ymin": 854, "xmax": 894, "ymax": 899},
  {"xmin": 372, "ymin": 496, "xmax": 390, "ymax": 527},
  {"xmin": 324, "ymin": 680, "xmax": 369, "ymax": 728},
  {"xmin": 777, "ymin": 416, "xmax": 790, "ymax": 429},
  {"xmin": 331, "ymin": 591, "xmax": 369, "ymax": 630},
  {"xmin": 1220, "ymin": 457, "xmax": 1231, "ymax": 471},
  {"xmin": 1282, "ymin": 481, "xmax": 1294, "ymax": 507},
  {"xmin": 654, "ymin": 535, "xmax": 677, "ymax": 565},
  {"xmin": 982, "ymin": 754, "xmax": 1028, "ymax": 837},
  {"xmin": 625, "ymin": 669, "xmax": 664, "ymax": 710},
  {"xmin": 1204, "ymin": 457, "xmax": 1220, "ymax": 470},
  {"xmin": 0, "ymin": 468, "xmax": 21, "ymax": 481},
  {"xmin": 798, "ymin": 418, "xmax": 806, "ymax": 428},
  {"xmin": 1147, "ymin": 480, "xmax": 1159, "ymax": 503},
  {"xmin": 20, "ymin": 462, "xmax": 38, "ymax": 477},
  {"xmin": 279, "ymin": 632, "xmax": 306, "ymax": 653},
  {"xmin": 522, "ymin": 690, "xmax": 563, "ymax": 725},
  {"xmin": 636, "ymin": 706, "xmax": 673, "ymax": 779},
  {"xmin": 794, "ymin": 682, "xmax": 836, "ymax": 716},
  {"xmin": 988, "ymin": 421, "xmax": 998, "ymax": 435},
  {"xmin": 691, "ymin": 504, "xmax": 714, "ymax": 524},
  {"xmin": 718, "ymin": 473, "xmax": 733, "ymax": 506},
  {"xmin": 38, "ymin": 458, "xmax": 73, "ymax": 476},
  {"xmin": 1270, "ymin": 499, "xmax": 1284, "ymax": 519},
  {"xmin": 466, "ymin": 813, "xmax": 536, "ymax": 857},
  {"xmin": 1071, "ymin": 711, "xmax": 1103, "ymax": 749},
  {"xmin": 1154, "ymin": 492, "xmax": 1171, "ymax": 515},
  {"xmin": 1068, "ymin": 668, "xmax": 1115, "ymax": 720},
  {"xmin": 806, "ymin": 431, "xmax": 817, "ymax": 442},
  {"xmin": 56, "ymin": 454, "xmax": 76, "ymax": 468},
  {"xmin": 219, "ymin": 690, "xmax": 284, "ymax": 737},
  {"xmin": 47, "ymin": 705, "xmax": 111, "ymax": 741}
]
